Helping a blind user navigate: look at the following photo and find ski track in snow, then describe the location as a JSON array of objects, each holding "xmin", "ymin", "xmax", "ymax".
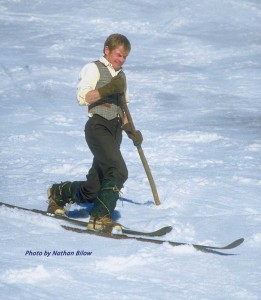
[{"xmin": 1, "ymin": 0, "xmax": 261, "ymax": 299}]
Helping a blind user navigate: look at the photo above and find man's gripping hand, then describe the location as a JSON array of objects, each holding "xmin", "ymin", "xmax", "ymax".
[
  {"xmin": 123, "ymin": 123, "xmax": 143, "ymax": 147},
  {"xmin": 98, "ymin": 74, "xmax": 125, "ymax": 99}
]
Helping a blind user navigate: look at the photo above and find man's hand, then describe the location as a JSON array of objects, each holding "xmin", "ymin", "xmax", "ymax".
[
  {"xmin": 123, "ymin": 123, "xmax": 143, "ymax": 147},
  {"xmin": 98, "ymin": 74, "xmax": 125, "ymax": 98}
]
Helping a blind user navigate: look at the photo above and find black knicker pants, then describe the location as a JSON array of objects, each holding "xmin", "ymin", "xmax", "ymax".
[{"xmin": 79, "ymin": 114, "xmax": 128, "ymax": 202}]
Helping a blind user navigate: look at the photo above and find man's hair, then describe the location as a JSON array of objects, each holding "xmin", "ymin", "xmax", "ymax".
[{"xmin": 103, "ymin": 34, "xmax": 131, "ymax": 54}]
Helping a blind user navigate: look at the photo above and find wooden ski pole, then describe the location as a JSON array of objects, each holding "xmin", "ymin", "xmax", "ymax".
[{"xmin": 120, "ymin": 94, "xmax": 161, "ymax": 206}]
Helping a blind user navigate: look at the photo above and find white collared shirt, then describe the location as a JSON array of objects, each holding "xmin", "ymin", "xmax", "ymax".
[{"xmin": 76, "ymin": 56, "xmax": 129, "ymax": 106}]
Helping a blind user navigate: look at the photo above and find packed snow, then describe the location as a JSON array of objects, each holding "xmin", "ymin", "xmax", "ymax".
[{"xmin": 0, "ymin": 0, "xmax": 260, "ymax": 299}]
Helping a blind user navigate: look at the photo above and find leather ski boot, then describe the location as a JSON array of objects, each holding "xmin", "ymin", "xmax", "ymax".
[
  {"xmin": 87, "ymin": 215, "xmax": 122, "ymax": 232},
  {"xmin": 47, "ymin": 181, "xmax": 81, "ymax": 215},
  {"xmin": 87, "ymin": 179, "xmax": 122, "ymax": 232}
]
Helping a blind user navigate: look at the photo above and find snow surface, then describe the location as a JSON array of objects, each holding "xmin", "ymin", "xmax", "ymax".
[{"xmin": 0, "ymin": 0, "xmax": 260, "ymax": 299}]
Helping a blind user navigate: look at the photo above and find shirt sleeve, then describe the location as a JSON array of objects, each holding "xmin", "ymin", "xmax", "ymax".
[{"xmin": 76, "ymin": 62, "xmax": 100, "ymax": 106}]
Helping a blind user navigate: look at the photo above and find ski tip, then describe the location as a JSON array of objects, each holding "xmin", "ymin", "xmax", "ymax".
[
  {"xmin": 163, "ymin": 226, "xmax": 173, "ymax": 233},
  {"xmin": 219, "ymin": 237, "xmax": 245, "ymax": 250},
  {"xmin": 233, "ymin": 238, "xmax": 244, "ymax": 247}
]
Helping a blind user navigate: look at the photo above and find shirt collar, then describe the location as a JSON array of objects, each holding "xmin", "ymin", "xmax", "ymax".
[{"xmin": 99, "ymin": 56, "xmax": 122, "ymax": 73}]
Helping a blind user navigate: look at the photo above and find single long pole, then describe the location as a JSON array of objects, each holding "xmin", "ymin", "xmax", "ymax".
[{"xmin": 120, "ymin": 94, "xmax": 161, "ymax": 206}]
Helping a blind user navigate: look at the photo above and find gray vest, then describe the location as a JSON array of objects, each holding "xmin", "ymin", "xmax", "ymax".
[{"xmin": 88, "ymin": 61, "xmax": 126, "ymax": 121}]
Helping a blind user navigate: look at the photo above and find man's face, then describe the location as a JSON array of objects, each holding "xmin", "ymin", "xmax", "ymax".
[{"xmin": 104, "ymin": 45, "xmax": 129, "ymax": 71}]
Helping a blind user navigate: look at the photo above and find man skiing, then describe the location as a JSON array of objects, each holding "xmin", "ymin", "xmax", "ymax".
[{"xmin": 47, "ymin": 34, "xmax": 143, "ymax": 232}]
